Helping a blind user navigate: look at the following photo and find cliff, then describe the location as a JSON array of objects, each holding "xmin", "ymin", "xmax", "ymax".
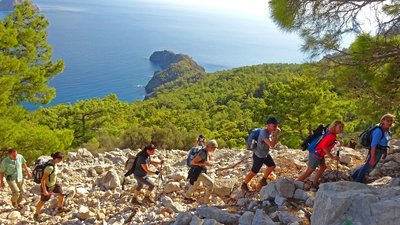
[{"xmin": 145, "ymin": 50, "xmax": 206, "ymax": 96}]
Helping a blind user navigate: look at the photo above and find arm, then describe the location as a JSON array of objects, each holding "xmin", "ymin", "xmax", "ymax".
[
  {"xmin": 0, "ymin": 172, "xmax": 4, "ymax": 188},
  {"xmin": 149, "ymin": 158, "xmax": 164, "ymax": 166},
  {"xmin": 190, "ymin": 155, "xmax": 210, "ymax": 167},
  {"xmin": 41, "ymin": 173, "xmax": 51, "ymax": 196},
  {"xmin": 263, "ymin": 127, "xmax": 281, "ymax": 148},
  {"xmin": 22, "ymin": 163, "xmax": 32, "ymax": 179},
  {"xmin": 140, "ymin": 163, "xmax": 158, "ymax": 174},
  {"xmin": 323, "ymin": 148, "xmax": 339, "ymax": 161},
  {"xmin": 369, "ymin": 128, "xmax": 383, "ymax": 165}
]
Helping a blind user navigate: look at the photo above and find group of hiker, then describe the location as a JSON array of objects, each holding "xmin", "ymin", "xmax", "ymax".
[{"xmin": 0, "ymin": 114, "xmax": 396, "ymax": 220}]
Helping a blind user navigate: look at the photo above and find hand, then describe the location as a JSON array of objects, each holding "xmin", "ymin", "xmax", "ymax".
[
  {"xmin": 154, "ymin": 170, "xmax": 160, "ymax": 175},
  {"xmin": 204, "ymin": 161, "xmax": 212, "ymax": 167},
  {"xmin": 42, "ymin": 191, "xmax": 52, "ymax": 196},
  {"xmin": 26, "ymin": 171, "xmax": 32, "ymax": 179}
]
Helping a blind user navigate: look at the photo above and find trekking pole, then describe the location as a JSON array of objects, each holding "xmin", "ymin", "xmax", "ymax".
[{"xmin": 336, "ymin": 147, "xmax": 342, "ymax": 181}]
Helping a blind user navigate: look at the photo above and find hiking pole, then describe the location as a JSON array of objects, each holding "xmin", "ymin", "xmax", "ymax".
[{"xmin": 336, "ymin": 148, "xmax": 342, "ymax": 181}]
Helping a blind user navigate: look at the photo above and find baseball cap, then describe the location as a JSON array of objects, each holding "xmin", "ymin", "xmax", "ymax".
[
  {"xmin": 266, "ymin": 117, "xmax": 279, "ymax": 125},
  {"xmin": 206, "ymin": 139, "xmax": 218, "ymax": 148}
]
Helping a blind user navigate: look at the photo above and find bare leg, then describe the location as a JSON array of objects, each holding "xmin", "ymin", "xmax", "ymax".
[
  {"xmin": 57, "ymin": 195, "xmax": 64, "ymax": 208},
  {"xmin": 297, "ymin": 167, "xmax": 315, "ymax": 182},
  {"xmin": 243, "ymin": 171, "xmax": 257, "ymax": 184},
  {"xmin": 35, "ymin": 201, "xmax": 45, "ymax": 214},
  {"xmin": 312, "ymin": 164, "xmax": 327, "ymax": 185},
  {"xmin": 263, "ymin": 166, "xmax": 276, "ymax": 179}
]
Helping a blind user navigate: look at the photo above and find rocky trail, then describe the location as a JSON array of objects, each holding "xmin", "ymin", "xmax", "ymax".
[{"xmin": 1, "ymin": 141, "xmax": 400, "ymax": 225}]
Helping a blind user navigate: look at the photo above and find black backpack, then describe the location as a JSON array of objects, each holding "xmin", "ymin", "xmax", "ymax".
[
  {"xmin": 359, "ymin": 125, "xmax": 384, "ymax": 148},
  {"xmin": 301, "ymin": 124, "xmax": 329, "ymax": 151},
  {"xmin": 32, "ymin": 159, "xmax": 54, "ymax": 184}
]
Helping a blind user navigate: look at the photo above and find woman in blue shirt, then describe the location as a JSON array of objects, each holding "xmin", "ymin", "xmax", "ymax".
[{"xmin": 353, "ymin": 114, "xmax": 395, "ymax": 183}]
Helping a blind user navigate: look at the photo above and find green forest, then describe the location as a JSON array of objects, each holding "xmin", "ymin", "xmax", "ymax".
[{"xmin": 1, "ymin": 1, "xmax": 399, "ymax": 161}]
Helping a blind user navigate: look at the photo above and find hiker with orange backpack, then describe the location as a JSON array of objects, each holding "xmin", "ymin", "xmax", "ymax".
[
  {"xmin": 352, "ymin": 114, "xmax": 395, "ymax": 183},
  {"xmin": 297, "ymin": 120, "xmax": 344, "ymax": 191}
]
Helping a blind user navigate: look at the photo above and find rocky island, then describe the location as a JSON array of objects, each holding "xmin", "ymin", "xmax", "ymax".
[{"xmin": 145, "ymin": 50, "xmax": 206, "ymax": 96}]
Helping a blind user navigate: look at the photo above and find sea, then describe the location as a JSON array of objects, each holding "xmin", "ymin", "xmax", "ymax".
[{"xmin": 0, "ymin": 0, "xmax": 305, "ymax": 108}]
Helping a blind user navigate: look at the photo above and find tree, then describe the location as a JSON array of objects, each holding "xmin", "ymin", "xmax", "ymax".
[
  {"xmin": 269, "ymin": 0, "xmax": 400, "ymax": 61},
  {"xmin": 0, "ymin": 0, "xmax": 64, "ymax": 105}
]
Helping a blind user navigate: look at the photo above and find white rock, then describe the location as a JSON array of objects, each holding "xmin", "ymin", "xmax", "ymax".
[
  {"xmin": 239, "ymin": 211, "xmax": 254, "ymax": 225},
  {"xmin": 164, "ymin": 182, "xmax": 181, "ymax": 193},
  {"xmin": 275, "ymin": 178, "xmax": 296, "ymax": 198},
  {"xmin": 251, "ymin": 209, "xmax": 275, "ymax": 225}
]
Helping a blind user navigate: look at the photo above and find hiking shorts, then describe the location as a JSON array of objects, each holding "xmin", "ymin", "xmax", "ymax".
[
  {"xmin": 308, "ymin": 153, "xmax": 325, "ymax": 170},
  {"xmin": 40, "ymin": 184, "xmax": 63, "ymax": 202},
  {"xmin": 251, "ymin": 153, "xmax": 276, "ymax": 174},
  {"xmin": 134, "ymin": 175, "xmax": 155, "ymax": 191}
]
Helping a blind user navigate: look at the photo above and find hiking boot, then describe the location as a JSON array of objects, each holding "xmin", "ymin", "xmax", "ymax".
[
  {"xmin": 260, "ymin": 178, "xmax": 268, "ymax": 187},
  {"xmin": 131, "ymin": 196, "xmax": 142, "ymax": 204},
  {"xmin": 310, "ymin": 183, "xmax": 319, "ymax": 192},
  {"xmin": 183, "ymin": 197, "xmax": 196, "ymax": 204},
  {"xmin": 56, "ymin": 207, "xmax": 67, "ymax": 214},
  {"xmin": 33, "ymin": 213, "xmax": 39, "ymax": 221},
  {"xmin": 11, "ymin": 202, "xmax": 17, "ymax": 209},
  {"xmin": 241, "ymin": 183, "xmax": 250, "ymax": 192},
  {"xmin": 143, "ymin": 196, "xmax": 155, "ymax": 204}
]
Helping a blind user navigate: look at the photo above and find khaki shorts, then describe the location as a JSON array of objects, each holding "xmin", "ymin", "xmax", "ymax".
[{"xmin": 40, "ymin": 184, "xmax": 63, "ymax": 202}]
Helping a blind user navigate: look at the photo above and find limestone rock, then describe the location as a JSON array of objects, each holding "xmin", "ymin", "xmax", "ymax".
[
  {"xmin": 251, "ymin": 209, "xmax": 275, "ymax": 225},
  {"xmin": 239, "ymin": 211, "xmax": 254, "ymax": 225},
  {"xmin": 164, "ymin": 182, "xmax": 181, "ymax": 193},
  {"xmin": 213, "ymin": 178, "xmax": 236, "ymax": 197},
  {"xmin": 197, "ymin": 206, "xmax": 240, "ymax": 225},
  {"xmin": 260, "ymin": 181, "xmax": 278, "ymax": 201},
  {"xmin": 275, "ymin": 178, "xmax": 296, "ymax": 198},
  {"xmin": 173, "ymin": 212, "xmax": 193, "ymax": 225},
  {"xmin": 311, "ymin": 181, "xmax": 400, "ymax": 225}
]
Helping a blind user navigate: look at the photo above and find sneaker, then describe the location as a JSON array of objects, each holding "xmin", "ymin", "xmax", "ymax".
[
  {"xmin": 33, "ymin": 213, "xmax": 39, "ymax": 221},
  {"xmin": 241, "ymin": 183, "xmax": 250, "ymax": 192},
  {"xmin": 260, "ymin": 178, "xmax": 268, "ymax": 187}
]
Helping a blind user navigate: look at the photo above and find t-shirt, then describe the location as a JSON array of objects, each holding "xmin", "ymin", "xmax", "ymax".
[
  {"xmin": 315, "ymin": 131, "xmax": 337, "ymax": 157},
  {"xmin": 44, "ymin": 163, "xmax": 59, "ymax": 187},
  {"xmin": 0, "ymin": 154, "xmax": 26, "ymax": 182},
  {"xmin": 371, "ymin": 128, "xmax": 389, "ymax": 148},
  {"xmin": 254, "ymin": 129, "xmax": 271, "ymax": 158},
  {"xmin": 195, "ymin": 150, "xmax": 208, "ymax": 169},
  {"xmin": 133, "ymin": 154, "xmax": 150, "ymax": 178}
]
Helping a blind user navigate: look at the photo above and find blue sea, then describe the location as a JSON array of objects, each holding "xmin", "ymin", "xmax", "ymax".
[{"xmin": 1, "ymin": 0, "xmax": 305, "ymax": 107}]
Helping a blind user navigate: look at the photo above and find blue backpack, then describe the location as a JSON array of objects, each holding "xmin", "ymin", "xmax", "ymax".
[
  {"xmin": 186, "ymin": 146, "xmax": 203, "ymax": 167},
  {"xmin": 307, "ymin": 131, "xmax": 334, "ymax": 159},
  {"xmin": 246, "ymin": 128, "xmax": 262, "ymax": 150}
]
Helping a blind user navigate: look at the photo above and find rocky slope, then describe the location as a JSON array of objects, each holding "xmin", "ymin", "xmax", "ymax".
[
  {"xmin": 145, "ymin": 50, "xmax": 206, "ymax": 96},
  {"xmin": 0, "ymin": 141, "xmax": 399, "ymax": 225}
]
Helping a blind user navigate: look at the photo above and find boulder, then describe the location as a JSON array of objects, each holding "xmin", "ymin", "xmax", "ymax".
[
  {"xmin": 97, "ymin": 169, "xmax": 121, "ymax": 190},
  {"xmin": 251, "ymin": 209, "xmax": 275, "ymax": 225},
  {"xmin": 164, "ymin": 182, "xmax": 181, "ymax": 193},
  {"xmin": 260, "ymin": 181, "xmax": 278, "ymax": 201},
  {"xmin": 213, "ymin": 178, "xmax": 236, "ymax": 197},
  {"xmin": 275, "ymin": 178, "xmax": 296, "ymax": 198},
  {"xmin": 77, "ymin": 148, "xmax": 93, "ymax": 158},
  {"xmin": 311, "ymin": 181, "xmax": 400, "ymax": 225},
  {"xmin": 197, "ymin": 206, "xmax": 240, "ymax": 225},
  {"xmin": 173, "ymin": 212, "xmax": 193, "ymax": 225},
  {"xmin": 75, "ymin": 206, "xmax": 95, "ymax": 220},
  {"xmin": 293, "ymin": 189, "xmax": 309, "ymax": 201},
  {"xmin": 239, "ymin": 211, "xmax": 254, "ymax": 225},
  {"xmin": 278, "ymin": 211, "xmax": 302, "ymax": 224}
]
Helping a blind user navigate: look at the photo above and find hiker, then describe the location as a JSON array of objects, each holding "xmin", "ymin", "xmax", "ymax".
[
  {"xmin": 131, "ymin": 144, "xmax": 164, "ymax": 204},
  {"xmin": 0, "ymin": 149, "xmax": 32, "ymax": 209},
  {"xmin": 184, "ymin": 139, "xmax": 218, "ymax": 204},
  {"xmin": 297, "ymin": 120, "xmax": 344, "ymax": 191},
  {"xmin": 241, "ymin": 117, "xmax": 280, "ymax": 192},
  {"xmin": 195, "ymin": 134, "xmax": 206, "ymax": 147},
  {"xmin": 353, "ymin": 114, "xmax": 395, "ymax": 183},
  {"xmin": 34, "ymin": 152, "xmax": 65, "ymax": 220},
  {"xmin": 348, "ymin": 138, "xmax": 357, "ymax": 150}
]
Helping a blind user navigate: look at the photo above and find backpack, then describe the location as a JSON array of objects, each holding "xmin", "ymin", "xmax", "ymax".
[
  {"xmin": 186, "ymin": 146, "xmax": 203, "ymax": 167},
  {"xmin": 125, "ymin": 154, "xmax": 137, "ymax": 172},
  {"xmin": 32, "ymin": 158, "xmax": 54, "ymax": 184},
  {"xmin": 246, "ymin": 128, "xmax": 262, "ymax": 150},
  {"xmin": 359, "ymin": 125, "xmax": 384, "ymax": 148},
  {"xmin": 307, "ymin": 131, "xmax": 334, "ymax": 159},
  {"xmin": 301, "ymin": 124, "xmax": 328, "ymax": 151}
]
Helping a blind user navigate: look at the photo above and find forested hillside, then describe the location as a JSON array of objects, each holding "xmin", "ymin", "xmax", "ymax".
[{"xmin": 1, "ymin": 1, "xmax": 398, "ymax": 162}]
